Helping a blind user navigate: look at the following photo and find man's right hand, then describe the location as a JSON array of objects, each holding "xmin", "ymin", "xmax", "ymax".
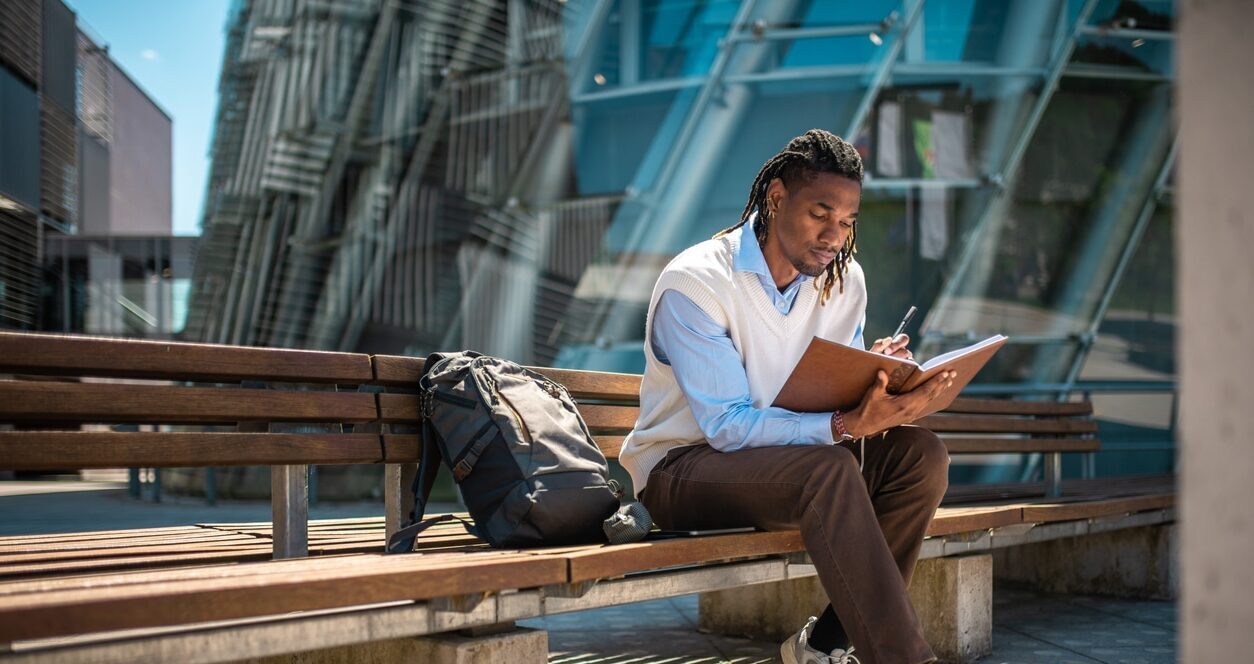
[{"xmin": 843, "ymin": 369, "xmax": 956, "ymax": 438}]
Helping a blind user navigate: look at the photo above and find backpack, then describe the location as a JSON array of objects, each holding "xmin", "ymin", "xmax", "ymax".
[{"xmin": 386, "ymin": 351, "xmax": 622, "ymax": 552}]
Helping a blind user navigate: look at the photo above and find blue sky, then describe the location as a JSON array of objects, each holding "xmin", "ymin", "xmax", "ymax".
[{"xmin": 67, "ymin": 0, "xmax": 231, "ymax": 236}]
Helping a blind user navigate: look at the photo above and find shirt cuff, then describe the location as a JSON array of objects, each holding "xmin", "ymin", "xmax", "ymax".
[{"xmin": 797, "ymin": 411, "xmax": 838, "ymax": 445}]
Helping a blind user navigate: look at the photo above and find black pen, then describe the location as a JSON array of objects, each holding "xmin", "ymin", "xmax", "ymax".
[{"xmin": 891, "ymin": 305, "xmax": 917, "ymax": 341}]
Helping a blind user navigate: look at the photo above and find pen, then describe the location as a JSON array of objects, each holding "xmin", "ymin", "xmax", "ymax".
[{"xmin": 891, "ymin": 305, "xmax": 917, "ymax": 341}]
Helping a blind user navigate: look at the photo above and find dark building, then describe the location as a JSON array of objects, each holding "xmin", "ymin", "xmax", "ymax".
[{"xmin": 0, "ymin": 0, "xmax": 187, "ymax": 338}]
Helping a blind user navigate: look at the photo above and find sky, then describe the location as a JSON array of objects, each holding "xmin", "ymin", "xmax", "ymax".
[{"xmin": 66, "ymin": 0, "xmax": 232, "ymax": 236}]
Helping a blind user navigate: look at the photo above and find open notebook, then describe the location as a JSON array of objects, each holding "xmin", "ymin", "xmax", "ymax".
[{"xmin": 772, "ymin": 334, "xmax": 1008, "ymax": 415}]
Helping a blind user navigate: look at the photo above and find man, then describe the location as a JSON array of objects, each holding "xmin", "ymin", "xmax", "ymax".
[{"xmin": 619, "ymin": 129, "xmax": 953, "ymax": 664}]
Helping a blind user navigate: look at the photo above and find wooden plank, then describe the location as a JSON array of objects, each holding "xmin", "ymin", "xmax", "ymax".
[
  {"xmin": 926, "ymin": 505, "xmax": 1024, "ymax": 536},
  {"xmin": 0, "ymin": 554, "xmax": 568, "ymax": 642},
  {"xmin": 0, "ymin": 540, "xmax": 267, "ymax": 565},
  {"xmin": 371, "ymin": 355, "xmax": 642, "ymax": 401},
  {"xmin": 0, "ymin": 547, "xmax": 526, "ymax": 597},
  {"xmin": 940, "ymin": 437, "xmax": 1100, "ymax": 454},
  {"xmin": 916, "ymin": 414, "xmax": 1098, "ymax": 434},
  {"xmin": 0, "ymin": 548, "xmax": 276, "ymax": 580},
  {"xmin": 376, "ymin": 394, "xmax": 638, "ymax": 432},
  {"xmin": 381, "ymin": 434, "xmax": 419, "ymax": 462},
  {"xmin": 1020, "ymin": 493, "xmax": 1175, "ymax": 523},
  {"xmin": 578, "ymin": 404, "xmax": 638, "ymax": 433},
  {"xmin": 0, "ymin": 382, "xmax": 378, "ymax": 425},
  {"xmin": 563, "ymin": 531, "xmax": 805, "ymax": 583},
  {"xmin": 0, "ymin": 531, "xmax": 257, "ymax": 554},
  {"xmin": 944, "ymin": 474, "xmax": 1175, "ymax": 504},
  {"xmin": 593, "ymin": 435, "xmax": 1100, "ymax": 459},
  {"xmin": 943, "ymin": 398, "xmax": 1092, "ymax": 416},
  {"xmin": 0, "ymin": 331, "xmax": 372, "ymax": 383},
  {"xmin": 0, "ymin": 526, "xmax": 205, "ymax": 545},
  {"xmin": 0, "ymin": 432, "xmax": 389, "ymax": 470},
  {"xmin": 594, "ymin": 435, "xmax": 624, "ymax": 459}
]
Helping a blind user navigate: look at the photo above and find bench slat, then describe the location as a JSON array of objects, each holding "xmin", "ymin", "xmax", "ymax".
[
  {"xmin": 375, "ymin": 393, "xmax": 639, "ymax": 432},
  {"xmin": 0, "ymin": 548, "xmax": 277, "ymax": 581},
  {"xmin": 371, "ymin": 355, "xmax": 642, "ymax": 401},
  {"xmin": 0, "ymin": 383, "xmax": 378, "ymax": 425},
  {"xmin": 916, "ymin": 414, "xmax": 1098, "ymax": 434},
  {"xmin": 0, "ymin": 554, "xmax": 568, "ymax": 642},
  {"xmin": 0, "ymin": 332, "xmax": 372, "ymax": 383},
  {"xmin": 591, "ymin": 435, "xmax": 1101, "ymax": 459},
  {"xmin": 926, "ymin": 505, "xmax": 1025, "ymax": 536},
  {"xmin": 943, "ymin": 398, "xmax": 1092, "ymax": 416},
  {"xmin": 1019, "ymin": 493, "xmax": 1175, "ymax": 523},
  {"xmin": 0, "ymin": 432, "xmax": 399, "ymax": 469},
  {"xmin": 563, "ymin": 530, "xmax": 805, "ymax": 584},
  {"xmin": 939, "ymin": 437, "xmax": 1100, "ymax": 454},
  {"xmin": 0, "ymin": 537, "xmax": 491, "ymax": 594}
]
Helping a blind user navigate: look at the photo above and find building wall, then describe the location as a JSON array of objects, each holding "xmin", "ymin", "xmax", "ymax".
[
  {"xmin": 78, "ymin": 129, "xmax": 111, "ymax": 235},
  {"xmin": 107, "ymin": 65, "xmax": 172, "ymax": 235},
  {"xmin": 1178, "ymin": 0, "xmax": 1254, "ymax": 660},
  {"xmin": 0, "ymin": 66, "xmax": 40, "ymax": 210}
]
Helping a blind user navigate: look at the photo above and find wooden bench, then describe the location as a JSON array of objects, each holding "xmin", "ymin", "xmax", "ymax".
[{"xmin": 0, "ymin": 331, "xmax": 1175, "ymax": 663}]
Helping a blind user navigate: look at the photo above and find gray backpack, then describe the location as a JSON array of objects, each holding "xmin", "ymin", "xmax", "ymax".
[{"xmin": 386, "ymin": 351, "xmax": 621, "ymax": 552}]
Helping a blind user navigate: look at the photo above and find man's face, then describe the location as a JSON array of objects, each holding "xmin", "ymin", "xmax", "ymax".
[{"xmin": 760, "ymin": 172, "xmax": 861, "ymax": 289}]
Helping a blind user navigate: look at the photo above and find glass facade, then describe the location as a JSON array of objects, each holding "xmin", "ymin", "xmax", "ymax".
[
  {"xmin": 190, "ymin": 0, "xmax": 1177, "ymax": 486},
  {"xmin": 40, "ymin": 235, "xmax": 194, "ymax": 337}
]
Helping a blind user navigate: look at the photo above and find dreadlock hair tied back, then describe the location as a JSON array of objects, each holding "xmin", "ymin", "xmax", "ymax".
[{"xmin": 713, "ymin": 129, "xmax": 863, "ymax": 305}]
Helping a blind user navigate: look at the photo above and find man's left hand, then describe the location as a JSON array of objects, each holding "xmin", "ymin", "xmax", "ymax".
[{"xmin": 870, "ymin": 333, "xmax": 913, "ymax": 361}]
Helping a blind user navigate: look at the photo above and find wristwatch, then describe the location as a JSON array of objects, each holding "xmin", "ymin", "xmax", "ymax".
[{"xmin": 831, "ymin": 410, "xmax": 855, "ymax": 442}]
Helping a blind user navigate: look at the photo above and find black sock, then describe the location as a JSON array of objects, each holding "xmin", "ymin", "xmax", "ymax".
[{"xmin": 807, "ymin": 604, "xmax": 851, "ymax": 654}]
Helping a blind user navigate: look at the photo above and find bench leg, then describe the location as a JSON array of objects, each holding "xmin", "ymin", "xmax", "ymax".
[
  {"xmin": 993, "ymin": 523, "xmax": 1178, "ymax": 600},
  {"xmin": 699, "ymin": 575, "xmax": 826, "ymax": 643},
  {"xmin": 699, "ymin": 555, "xmax": 993, "ymax": 664},
  {"xmin": 908, "ymin": 555, "xmax": 993, "ymax": 664},
  {"xmin": 271, "ymin": 464, "xmax": 308, "ymax": 559}
]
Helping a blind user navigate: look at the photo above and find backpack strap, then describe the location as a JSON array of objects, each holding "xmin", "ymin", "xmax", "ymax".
[
  {"xmin": 386, "ymin": 513, "xmax": 479, "ymax": 551},
  {"xmin": 385, "ymin": 352, "xmax": 452, "ymax": 555}
]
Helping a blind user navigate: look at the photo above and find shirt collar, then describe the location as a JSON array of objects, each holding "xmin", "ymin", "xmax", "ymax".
[
  {"xmin": 732, "ymin": 211, "xmax": 771, "ymax": 278},
  {"xmin": 731, "ymin": 211, "xmax": 806, "ymax": 290}
]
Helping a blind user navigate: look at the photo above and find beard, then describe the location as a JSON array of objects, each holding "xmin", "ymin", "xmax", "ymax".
[{"xmin": 790, "ymin": 248, "xmax": 836, "ymax": 277}]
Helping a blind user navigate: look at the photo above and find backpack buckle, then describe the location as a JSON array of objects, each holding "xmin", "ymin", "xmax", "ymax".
[{"xmin": 419, "ymin": 389, "xmax": 435, "ymax": 419}]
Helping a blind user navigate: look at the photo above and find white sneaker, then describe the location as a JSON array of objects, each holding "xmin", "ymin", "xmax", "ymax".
[{"xmin": 780, "ymin": 616, "xmax": 862, "ymax": 664}]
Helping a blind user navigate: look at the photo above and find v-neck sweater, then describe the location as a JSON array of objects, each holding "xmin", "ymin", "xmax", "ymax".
[{"xmin": 619, "ymin": 230, "xmax": 867, "ymax": 497}]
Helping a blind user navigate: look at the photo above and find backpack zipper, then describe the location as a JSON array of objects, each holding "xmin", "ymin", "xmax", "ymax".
[{"xmin": 493, "ymin": 382, "xmax": 534, "ymax": 445}]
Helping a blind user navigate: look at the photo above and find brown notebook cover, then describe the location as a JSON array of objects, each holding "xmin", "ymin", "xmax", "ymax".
[{"xmin": 772, "ymin": 335, "xmax": 1008, "ymax": 414}]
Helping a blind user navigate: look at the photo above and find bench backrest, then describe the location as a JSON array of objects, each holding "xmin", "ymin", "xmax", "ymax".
[{"xmin": 0, "ymin": 331, "xmax": 1098, "ymax": 472}]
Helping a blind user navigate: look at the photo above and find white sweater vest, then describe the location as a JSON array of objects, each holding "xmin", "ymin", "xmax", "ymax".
[{"xmin": 619, "ymin": 229, "xmax": 867, "ymax": 497}]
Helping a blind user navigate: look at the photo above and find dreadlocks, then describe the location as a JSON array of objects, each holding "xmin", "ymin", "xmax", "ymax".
[{"xmin": 714, "ymin": 129, "xmax": 863, "ymax": 305}]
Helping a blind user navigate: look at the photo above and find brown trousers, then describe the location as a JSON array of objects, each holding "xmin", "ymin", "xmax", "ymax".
[{"xmin": 638, "ymin": 425, "xmax": 949, "ymax": 664}]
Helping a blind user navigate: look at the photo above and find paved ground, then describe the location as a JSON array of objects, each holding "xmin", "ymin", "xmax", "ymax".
[
  {"xmin": 1, "ymin": 477, "xmax": 1177, "ymax": 663},
  {"xmin": 521, "ymin": 589, "xmax": 1176, "ymax": 664}
]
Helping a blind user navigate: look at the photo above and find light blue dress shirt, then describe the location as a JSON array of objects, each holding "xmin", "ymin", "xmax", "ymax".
[{"xmin": 649, "ymin": 218, "xmax": 866, "ymax": 453}]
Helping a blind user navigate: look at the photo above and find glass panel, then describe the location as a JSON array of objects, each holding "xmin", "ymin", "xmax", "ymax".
[
  {"xmin": 573, "ymin": 89, "xmax": 696, "ymax": 195},
  {"xmin": 778, "ymin": 35, "xmax": 883, "ymax": 69},
  {"xmin": 921, "ymin": 76, "xmax": 1173, "ymax": 385},
  {"xmin": 855, "ymin": 186, "xmax": 994, "ymax": 343},
  {"xmin": 1079, "ymin": 205, "xmax": 1175, "ymax": 380},
  {"xmin": 905, "ymin": 0, "xmax": 1061, "ymax": 67},
  {"xmin": 860, "ymin": 75, "xmax": 1043, "ymax": 180},
  {"xmin": 1087, "ymin": 0, "xmax": 1175, "ymax": 30},
  {"xmin": 791, "ymin": 0, "xmax": 901, "ymax": 27},
  {"xmin": 1070, "ymin": 34, "xmax": 1172, "ymax": 77},
  {"xmin": 639, "ymin": 0, "xmax": 736, "ymax": 81}
]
